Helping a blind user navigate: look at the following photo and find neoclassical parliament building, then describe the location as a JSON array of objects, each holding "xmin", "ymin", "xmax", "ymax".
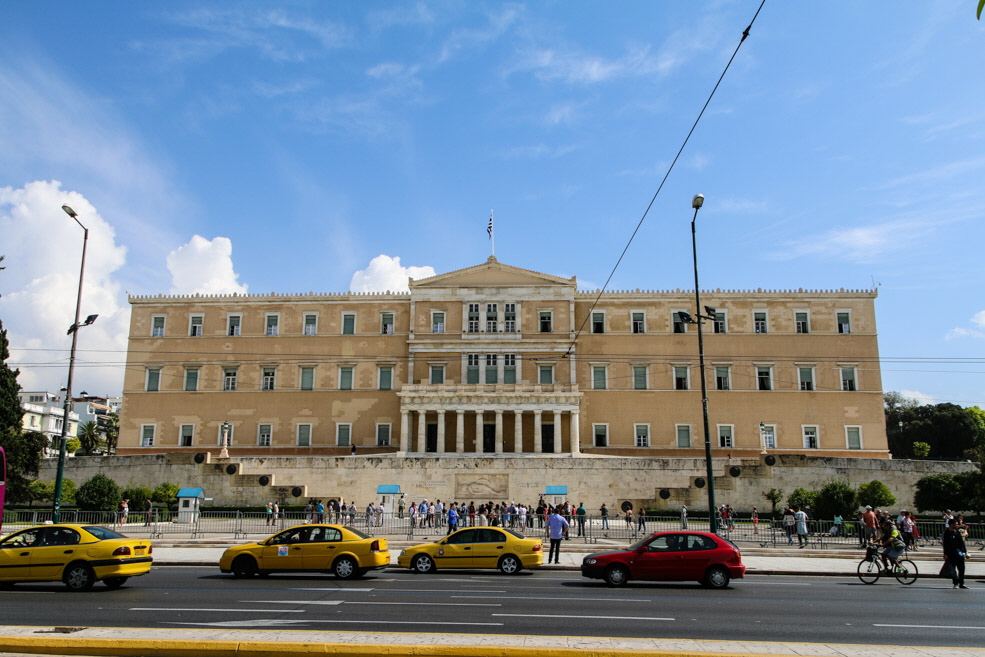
[{"xmin": 119, "ymin": 258, "xmax": 889, "ymax": 459}]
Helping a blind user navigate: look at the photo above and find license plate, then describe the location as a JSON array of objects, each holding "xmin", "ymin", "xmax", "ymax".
[{"xmin": 135, "ymin": 547, "xmax": 146, "ymax": 555}]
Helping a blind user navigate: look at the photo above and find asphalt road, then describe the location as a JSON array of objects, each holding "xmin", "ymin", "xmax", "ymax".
[{"xmin": 2, "ymin": 567, "xmax": 982, "ymax": 647}]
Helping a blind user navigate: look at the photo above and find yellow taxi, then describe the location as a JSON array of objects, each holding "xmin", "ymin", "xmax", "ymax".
[
  {"xmin": 0, "ymin": 524, "xmax": 153, "ymax": 591},
  {"xmin": 219, "ymin": 524, "xmax": 389, "ymax": 579},
  {"xmin": 397, "ymin": 526, "xmax": 543, "ymax": 574}
]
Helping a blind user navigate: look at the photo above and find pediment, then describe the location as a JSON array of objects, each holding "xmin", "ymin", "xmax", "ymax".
[{"xmin": 410, "ymin": 257, "xmax": 576, "ymax": 290}]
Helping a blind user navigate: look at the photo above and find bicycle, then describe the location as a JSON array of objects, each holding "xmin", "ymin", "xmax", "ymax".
[{"xmin": 856, "ymin": 544, "xmax": 918, "ymax": 585}]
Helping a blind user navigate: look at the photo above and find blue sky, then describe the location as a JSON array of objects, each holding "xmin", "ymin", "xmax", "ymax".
[{"xmin": 1, "ymin": 2, "xmax": 983, "ymax": 407}]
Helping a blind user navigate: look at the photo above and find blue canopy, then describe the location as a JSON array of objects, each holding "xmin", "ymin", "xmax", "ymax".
[
  {"xmin": 376, "ymin": 485, "xmax": 401, "ymax": 494},
  {"xmin": 176, "ymin": 487, "xmax": 205, "ymax": 498},
  {"xmin": 544, "ymin": 485, "xmax": 568, "ymax": 496}
]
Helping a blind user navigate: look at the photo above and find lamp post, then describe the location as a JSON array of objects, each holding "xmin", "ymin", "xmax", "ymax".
[
  {"xmin": 219, "ymin": 421, "xmax": 231, "ymax": 458},
  {"xmin": 682, "ymin": 194, "xmax": 717, "ymax": 534},
  {"xmin": 52, "ymin": 205, "xmax": 98, "ymax": 523}
]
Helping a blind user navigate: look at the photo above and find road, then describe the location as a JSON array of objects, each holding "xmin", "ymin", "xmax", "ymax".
[{"xmin": 2, "ymin": 567, "xmax": 982, "ymax": 647}]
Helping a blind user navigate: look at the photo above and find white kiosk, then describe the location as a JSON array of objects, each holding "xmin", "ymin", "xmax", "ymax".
[{"xmin": 175, "ymin": 487, "xmax": 205, "ymax": 524}]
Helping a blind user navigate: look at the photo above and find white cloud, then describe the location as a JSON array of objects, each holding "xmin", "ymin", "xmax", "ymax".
[
  {"xmin": 0, "ymin": 182, "xmax": 130, "ymax": 396},
  {"xmin": 898, "ymin": 389, "xmax": 938, "ymax": 405},
  {"xmin": 166, "ymin": 235, "xmax": 248, "ymax": 296},
  {"xmin": 945, "ymin": 310, "xmax": 985, "ymax": 340},
  {"xmin": 349, "ymin": 255, "xmax": 436, "ymax": 293}
]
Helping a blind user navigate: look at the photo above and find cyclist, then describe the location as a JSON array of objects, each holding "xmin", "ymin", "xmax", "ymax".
[{"xmin": 877, "ymin": 518, "xmax": 906, "ymax": 570}]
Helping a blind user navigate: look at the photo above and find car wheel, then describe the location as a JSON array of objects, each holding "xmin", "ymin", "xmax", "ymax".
[
  {"xmin": 498, "ymin": 554, "xmax": 522, "ymax": 575},
  {"xmin": 231, "ymin": 555, "xmax": 259, "ymax": 579},
  {"xmin": 103, "ymin": 577, "xmax": 129, "ymax": 589},
  {"xmin": 333, "ymin": 556, "xmax": 358, "ymax": 580},
  {"xmin": 703, "ymin": 566, "xmax": 730, "ymax": 589},
  {"xmin": 605, "ymin": 564, "xmax": 629, "ymax": 587},
  {"xmin": 412, "ymin": 554, "xmax": 435, "ymax": 574},
  {"xmin": 63, "ymin": 563, "xmax": 96, "ymax": 592}
]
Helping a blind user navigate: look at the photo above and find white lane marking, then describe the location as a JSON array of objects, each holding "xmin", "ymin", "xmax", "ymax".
[
  {"xmin": 240, "ymin": 600, "xmax": 344, "ymax": 605},
  {"xmin": 169, "ymin": 619, "xmax": 504, "ymax": 627},
  {"xmin": 131, "ymin": 608, "xmax": 305, "ymax": 613},
  {"xmin": 875, "ymin": 624, "xmax": 985, "ymax": 630},
  {"xmin": 494, "ymin": 613, "xmax": 673, "ymax": 621},
  {"xmin": 343, "ymin": 601, "xmax": 500, "ymax": 606},
  {"xmin": 455, "ymin": 595, "xmax": 642, "ymax": 602},
  {"xmin": 290, "ymin": 588, "xmax": 374, "ymax": 592}
]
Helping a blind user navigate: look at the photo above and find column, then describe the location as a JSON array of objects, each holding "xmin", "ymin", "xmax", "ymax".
[
  {"xmin": 417, "ymin": 411, "xmax": 426, "ymax": 453},
  {"xmin": 570, "ymin": 410, "xmax": 581, "ymax": 456},
  {"xmin": 475, "ymin": 411, "xmax": 483, "ymax": 453},
  {"xmin": 400, "ymin": 410, "xmax": 410, "ymax": 453},
  {"xmin": 553, "ymin": 410, "xmax": 562, "ymax": 454},
  {"xmin": 514, "ymin": 410, "xmax": 523, "ymax": 454},
  {"xmin": 495, "ymin": 410, "xmax": 504, "ymax": 453},
  {"xmin": 534, "ymin": 411, "xmax": 542, "ymax": 454},
  {"xmin": 437, "ymin": 410, "xmax": 446, "ymax": 453},
  {"xmin": 456, "ymin": 410, "xmax": 465, "ymax": 453}
]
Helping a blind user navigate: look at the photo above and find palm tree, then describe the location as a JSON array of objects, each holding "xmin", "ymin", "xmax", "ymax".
[
  {"xmin": 103, "ymin": 413, "xmax": 120, "ymax": 455},
  {"xmin": 78, "ymin": 421, "xmax": 102, "ymax": 455}
]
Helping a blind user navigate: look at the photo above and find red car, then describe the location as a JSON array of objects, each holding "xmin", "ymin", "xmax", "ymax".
[{"xmin": 581, "ymin": 531, "xmax": 745, "ymax": 589}]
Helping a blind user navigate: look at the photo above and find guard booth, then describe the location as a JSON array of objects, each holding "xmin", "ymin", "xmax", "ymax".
[
  {"xmin": 542, "ymin": 485, "xmax": 568, "ymax": 506},
  {"xmin": 175, "ymin": 488, "xmax": 205, "ymax": 524},
  {"xmin": 376, "ymin": 484, "xmax": 402, "ymax": 507}
]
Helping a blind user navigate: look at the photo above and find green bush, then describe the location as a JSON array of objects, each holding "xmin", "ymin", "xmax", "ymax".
[
  {"xmin": 814, "ymin": 480, "xmax": 858, "ymax": 520},
  {"xmin": 75, "ymin": 474, "xmax": 122, "ymax": 512},
  {"xmin": 915, "ymin": 473, "xmax": 963, "ymax": 512},
  {"xmin": 786, "ymin": 487, "xmax": 818, "ymax": 511},
  {"xmin": 857, "ymin": 480, "xmax": 896, "ymax": 509}
]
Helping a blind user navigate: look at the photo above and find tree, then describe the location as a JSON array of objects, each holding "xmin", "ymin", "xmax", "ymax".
[
  {"xmin": 75, "ymin": 474, "xmax": 122, "ymax": 512},
  {"xmin": 0, "ymin": 316, "xmax": 23, "ymax": 438},
  {"xmin": 787, "ymin": 487, "xmax": 818, "ymax": 511},
  {"xmin": 78, "ymin": 420, "xmax": 103, "ymax": 455},
  {"xmin": 27, "ymin": 480, "xmax": 53, "ymax": 507},
  {"xmin": 813, "ymin": 480, "xmax": 858, "ymax": 520},
  {"xmin": 762, "ymin": 488, "xmax": 784, "ymax": 519},
  {"xmin": 857, "ymin": 480, "xmax": 896, "ymax": 509},
  {"xmin": 912, "ymin": 441, "xmax": 931, "ymax": 458},
  {"xmin": 102, "ymin": 413, "xmax": 120, "ymax": 455},
  {"xmin": 122, "ymin": 485, "xmax": 154, "ymax": 509},
  {"xmin": 0, "ymin": 429, "xmax": 49, "ymax": 504},
  {"xmin": 914, "ymin": 473, "xmax": 963, "ymax": 513},
  {"xmin": 884, "ymin": 391, "xmax": 919, "ymax": 457},
  {"xmin": 65, "ymin": 437, "xmax": 81, "ymax": 455},
  {"xmin": 152, "ymin": 483, "xmax": 180, "ymax": 508}
]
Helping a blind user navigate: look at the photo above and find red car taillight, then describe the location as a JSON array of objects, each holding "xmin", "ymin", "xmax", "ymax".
[
  {"xmin": 533, "ymin": 544, "xmax": 542, "ymax": 552},
  {"xmin": 112, "ymin": 546, "xmax": 132, "ymax": 556},
  {"xmin": 370, "ymin": 540, "xmax": 380, "ymax": 552}
]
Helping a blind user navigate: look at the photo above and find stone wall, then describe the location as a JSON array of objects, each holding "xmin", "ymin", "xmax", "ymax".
[{"xmin": 41, "ymin": 453, "xmax": 976, "ymax": 513}]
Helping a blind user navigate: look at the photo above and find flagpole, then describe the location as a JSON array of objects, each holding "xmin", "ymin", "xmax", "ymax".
[{"xmin": 488, "ymin": 210, "xmax": 495, "ymax": 257}]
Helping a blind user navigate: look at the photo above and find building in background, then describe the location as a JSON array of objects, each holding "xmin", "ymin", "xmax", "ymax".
[
  {"xmin": 118, "ymin": 258, "xmax": 887, "ymax": 458},
  {"xmin": 17, "ymin": 391, "xmax": 80, "ymax": 457}
]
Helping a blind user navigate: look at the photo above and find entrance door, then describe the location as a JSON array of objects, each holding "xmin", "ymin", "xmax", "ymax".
[
  {"xmin": 541, "ymin": 424, "xmax": 555, "ymax": 453},
  {"xmin": 482, "ymin": 424, "xmax": 496, "ymax": 453},
  {"xmin": 426, "ymin": 424, "xmax": 438, "ymax": 452}
]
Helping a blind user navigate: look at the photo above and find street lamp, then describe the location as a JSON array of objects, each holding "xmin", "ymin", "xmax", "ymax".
[
  {"xmin": 682, "ymin": 193, "xmax": 717, "ymax": 533},
  {"xmin": 52, "ymin": 204, "xmax": 98, "ymax": 523},
  {"xmin": 219, "ymin": 421, "xmax": 231, "ymax": 458}
]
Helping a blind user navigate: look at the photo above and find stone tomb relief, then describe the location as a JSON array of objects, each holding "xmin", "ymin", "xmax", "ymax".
[{"xmin": 455, "ymin": 473, "xmax": 509, "ymax": 500}]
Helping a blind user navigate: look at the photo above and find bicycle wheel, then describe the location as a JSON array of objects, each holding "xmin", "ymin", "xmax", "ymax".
[
  {"xmin": 894, "ymin": 559, "xmax": 918, "ymax": 585},
  {"xmin": 857, "ymin": 558, "xmax": 882, "ymax": 584}
]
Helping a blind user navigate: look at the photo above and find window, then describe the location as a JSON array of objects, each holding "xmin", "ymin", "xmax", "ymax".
[
  {"xmin": 592, "ymin": 365, "xmax": 607, "ymax": 390},
  {"xmin": 381, "ymin": 312, "xmax": 394, "ymax": 335},
  {"xmin": 676, "ymin": 425, "xmax": 692, "ymax": 448},
  {"xmin": 761, "ymin": 424, "xmax": 776, "ymax": 449},
  {"xmin": 217, "ymin": 424, "xmax": 234, "ymax": 447},
  {"xmin": 140, "ymin": 425, "xmax": 155, "ymax": 447},
  {"xmin": 592, "ymin": 312, "xmax": 605, "ymax": 334},
  {"xmin": 376, "ymin": 424, "xmax": 391, "ymax": 447},
  {"xmin": 189, "ymin": 315, "xmax": 203, "ymax": 337},
  {"xmin": 674, "ymin": 366, "xmax": 689, "ymax": 390},
  {"xmin": 467, "ymin": 303, "xmax": 480, "ymax": 333},
  {"xmin": 467, "ymin": 354, "xmax": 480, "ymax": 384},
  {"xmin": 539, "ymin": 365, "xmax": 553, "ymax": 385},
  {"xmin": 504, "ymin": 303, "xmax": 517, "ymax": 333},
  {"xmin": 803, "ymin": 426, "xmax": 818, "ymax": 449},
  {"xmin": 184, "ymin": 368, "xmax": 199, "ymax": 392},
  {"xmin": 798, "ymin": 367, "xmax": 814, "ymax": 391},
  {"xmin": 593, "ymin": 424, "xmax": 608, "ymax": 447},
  {"xmin": 262, "ymin": 367, "xmax": 276, "ymax": 391},
  {"xmin": 145, "ymin": 368, "xmax": 161, "ymax": 392},
  {"xmin": 633, "ymin": 365, "xmax": 648, "ymax": 390},
  {"xmin": 486, "ymin": 303, "xmax": 498, "ymax": 333},
  {"xmin": 223, "ymin": 368, "xmax": 238, "ymax": 391},
  {"xmin": 754, "ymin": 311, "xmax": 768, "ymax": 334},
  {"xmin": 837, "ymin": 311, "xmax": 852, "ymax": 334},
  {"xmin": 432, "ymin": 312, "xmax": 445, "ymax": 334},
  {"xmin": 757, "ymin": 366, "xmax": 772, "ymax": 391},
  {"xmin": 504, "ymin": 354, "xmax": 516, "ymax": 384},
  {"xmin": 672, "ymin": 312, "xmax": 687, "ymax": 334},
  {"xmin": 430, "ymin": 365, "xmax": 445, "ymax": 385},
  {"xmin": 265, "ymin": 314, "xmax": 279, "ymax": 336},
  {"xmin": 297, "ymin": 424, "xmax": 311, "ymax": 447},
  {"xmin": 718, "ymin": 425, "xmax": 733, "ymax": 448},
  {"xmin": 632, "ymin": 311, "xmax": 646, "ymax": 334},
  {"xmin": 303, "ymin": 314, "xmax": 317, "ymax": 336},
  {"xmin": 339, "ymin": 367, "xmax": 353, "ymax": 390},
  {"xmin": 715, "ymin": 366, "xmax": 730, "ymax": 391},
  {"xmin": 635, "ymin": 424, "xmax": 649, "ymax": 447},
  {"xmin": 258, "ymin": 424, "xmax": 272, "ymax": 447},
  {"xmin": 179, "ymin": 424, "xmax": 194, "ymax": 447},
  {"xmin": 342, "ymin": 313, "xmax": 355, "ymax": 335},
  {"xmin": 227, "ymin": 314, "xmax": 241, "ymax": 336},
  {"xmin": 841, "ymin": 367, "xmax": 857, "ymax": 391},
  {"xmin": 300, "ymin": 366, "xmax": 314, "ymax": 391},
  {"xmin": 539, "ymin": 311, "xmax": 552, "ymax": 333},
  {"xmin": 846, "ymin": 426, "xmax": 862, "ymax": 450},
  {"xmin": 378, "ymin": 366, "xmax": 393, "ymax": 391},
  {"xmin": 336, "ymin": 424, "xmax": 351, "ymax": 447},
  {"xmin": 151, "ymin": 315, "xmax": 165, "ymax": 337},
  {"xmin": 795, "ymin": 311, "xmax": 810, "ymax": 334},
  {"xmin": 484, "ymin": 355, "xmax": 497, "ymax": 384},
  {"xmin": 713, "ymin": 312, "xmax": 726, "ymax": 334}
]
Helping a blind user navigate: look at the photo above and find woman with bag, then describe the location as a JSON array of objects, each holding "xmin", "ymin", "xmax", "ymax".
[{"xmin": 941, "ymin": 517, "xmax": 968, "ymax": 589}]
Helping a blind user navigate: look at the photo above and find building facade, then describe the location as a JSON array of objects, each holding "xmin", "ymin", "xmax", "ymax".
[
  {"xmin": 18, "ymin": 391, "xmax": 80, "ymax": 457},
  {"xmin": 119, "ymin": 258, "xmax": 888, "ymax": 458}
]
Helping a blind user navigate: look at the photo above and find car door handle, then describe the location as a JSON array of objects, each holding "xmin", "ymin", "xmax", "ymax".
[
  {"xmin": 19, "ymin": 552, "xmax": 29, "ymax": 557},
  {"xmin": 497, "ymin": 546, "xmax": 503, "ymax": 550},
  {"xmin": 292, "ymin": 547, "xmax": 302, "ymax": 551},
  {"xmin": 63, "ymin": 550, "xmax": 74, "ymax": 554},
  {"xmin": 464, "ymin": 547, "xmax": 471, "ymax": 551}
]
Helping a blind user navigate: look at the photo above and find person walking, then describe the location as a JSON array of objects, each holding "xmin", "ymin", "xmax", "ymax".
[
  {"xmin": 600, "ymin": 503, "xmax": 610, "ymax": 532},
  {"xmin": 143, "ymin": 498, "xmax": 153, "ymax": 526},
  {"xmin": 782, "ymin": 507, "xmax": 795, "ymax": 545},
  {"xmin": 265, "ymin": 502, "xmax": 273, "ymax": 526},
  {"xmin": 576, "ymin": 503, "xmax": 587, "ymax": 537},
  {"xmin": 545, "ymin": 507, "xmax": 570, "ymax": 565},
  {"xmin": 942, "ymin": 517, "xmax": 969, "ymax": 589},
  {"xmin": 637, "ymin": 506, "xmax": 647, "ymax": 534},
  {"xmin": 794, "ymin": 506, "xmax": 809, "ymax": 548},
  {"xmin": 751, "ymin": 507, "xmax": 759, "ymax": 535},
  {"xmin": 447, "ymin": 504, "xmax": 459, "ymax": 535},
  {"xmin": 681, "ymin": 505, "xmax": 688, "ymax": 530}
]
